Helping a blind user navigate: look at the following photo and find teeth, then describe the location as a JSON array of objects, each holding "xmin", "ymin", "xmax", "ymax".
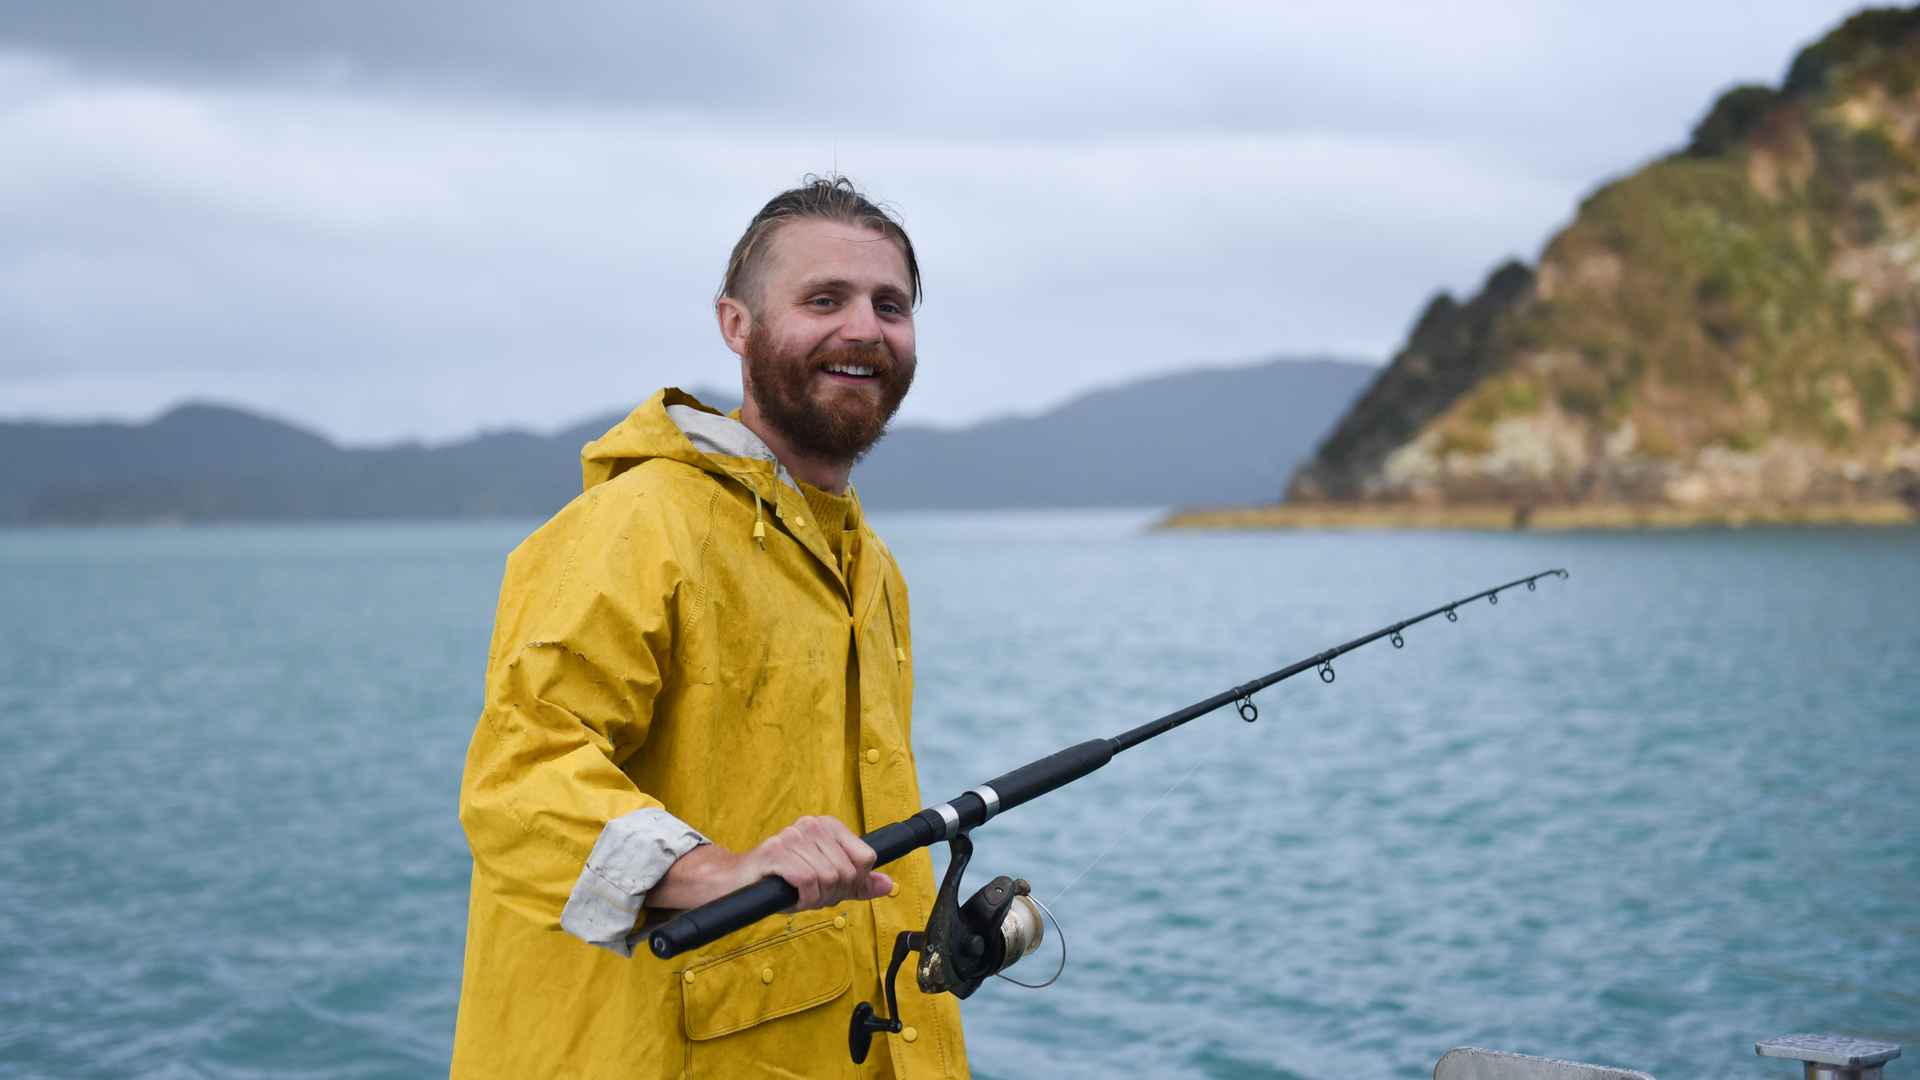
[{"xmin": 825, "ymin": 364, "xmax": 876, "ymax": 376}]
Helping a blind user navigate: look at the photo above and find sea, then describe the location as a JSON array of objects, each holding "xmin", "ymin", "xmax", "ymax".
[{"xmin": 1, "ymin": 512, "xmax": 1915, "ymax": 1079}]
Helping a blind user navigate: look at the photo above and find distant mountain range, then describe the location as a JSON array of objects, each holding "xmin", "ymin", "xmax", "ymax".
[{"xmin": 1, "ymin": 356, "xmax": 1373, "ymax": 523}]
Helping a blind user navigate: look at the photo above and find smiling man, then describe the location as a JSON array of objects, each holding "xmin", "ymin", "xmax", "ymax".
[{"xmin": 452, "ymin": 177, "xmax": 968, "ymax": 1078}]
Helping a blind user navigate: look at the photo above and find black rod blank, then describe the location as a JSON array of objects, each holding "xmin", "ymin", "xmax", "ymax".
[
  {"xmin": 1109, "ymin": 568, "xmax": 1568, "ymax": 752},
  {"xmin": 649, "ymin": 567, "xmax": 1568, "ymax": 959}
]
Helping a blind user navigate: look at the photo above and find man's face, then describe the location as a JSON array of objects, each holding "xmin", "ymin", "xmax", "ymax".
[{"xmin": 735, "ymin": 218, "xmax": 917, "ymax": 464}]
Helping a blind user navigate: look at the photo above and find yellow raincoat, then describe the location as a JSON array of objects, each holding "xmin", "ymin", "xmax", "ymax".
[{"xmin": 452, "ymin": 388, "xmax": 968, "ymax": 1078}]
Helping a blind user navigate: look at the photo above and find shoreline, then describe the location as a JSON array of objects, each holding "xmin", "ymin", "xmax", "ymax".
[{"xmin": 1155, "ymin": 501, "xmax": 1919, "ymax": 532}]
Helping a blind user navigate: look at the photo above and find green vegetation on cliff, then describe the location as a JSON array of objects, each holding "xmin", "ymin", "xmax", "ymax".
[{"xmin": 1288, "ymin": 6, "xmax": 1920, "ymax": 514}]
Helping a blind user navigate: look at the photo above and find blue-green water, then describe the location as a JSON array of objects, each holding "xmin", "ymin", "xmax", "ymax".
[{"xmin": 2, "ymin": 514, "xmax": 1915, "ymax": 1079}]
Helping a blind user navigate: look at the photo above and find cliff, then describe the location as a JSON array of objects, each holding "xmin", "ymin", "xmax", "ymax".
[{"xmin": 1284, "ymin": 6, "xmax": 1920, "ymax": 519}]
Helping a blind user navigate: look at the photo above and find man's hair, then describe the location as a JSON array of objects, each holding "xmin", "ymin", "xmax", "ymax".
[{"xmin": 718, "ymin": 175, "xmax": 922, "ymax": 310}]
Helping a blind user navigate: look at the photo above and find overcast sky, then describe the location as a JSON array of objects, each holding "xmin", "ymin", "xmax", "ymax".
[{"xmin": 0, "ymin": 2, "xmax": 1871, "ymax": 444}]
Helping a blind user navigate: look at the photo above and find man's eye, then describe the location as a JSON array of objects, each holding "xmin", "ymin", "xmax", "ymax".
[
  {"xmin": 877, "ymin": 301, "xmax": 903, "ymax": 316},
  {"xmin": 808, "ymin": 297, "xmax": 837, "ymax": 309}
]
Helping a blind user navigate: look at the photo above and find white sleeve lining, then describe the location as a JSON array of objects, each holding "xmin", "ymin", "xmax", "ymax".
[{"xmin": 559, "ymin": 807, "xmax": 709, "ymax": 957}]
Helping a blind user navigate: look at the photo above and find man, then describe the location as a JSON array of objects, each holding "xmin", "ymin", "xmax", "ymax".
[{"xmin": 451, "ymin": 177, "xmax": 969, "ymax": 1078}]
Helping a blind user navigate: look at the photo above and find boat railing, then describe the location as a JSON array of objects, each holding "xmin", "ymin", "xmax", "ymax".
[{"xmin": 1434, "ymin": 1033, "xmax": 1901, "ymax": 1080}]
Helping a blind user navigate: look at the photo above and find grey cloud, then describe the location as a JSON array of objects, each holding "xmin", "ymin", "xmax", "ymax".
[
  {"xmin": 1, "ymin": 3, "xmax": 776, "ymax": 103},
  {"xmin": 3, "ymin": 3, "xmax": 1865, "ymax": 180}
]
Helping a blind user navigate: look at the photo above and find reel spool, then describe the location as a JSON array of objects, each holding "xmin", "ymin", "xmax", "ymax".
[{"xmin": 995, "ymin": 891, "xmax": 1047, "ymax": 972}]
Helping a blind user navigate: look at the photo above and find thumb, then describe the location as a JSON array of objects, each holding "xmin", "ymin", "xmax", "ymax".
[{"xmin": 859, "ymin": 871, "xmax": 893, "ymax": 900}]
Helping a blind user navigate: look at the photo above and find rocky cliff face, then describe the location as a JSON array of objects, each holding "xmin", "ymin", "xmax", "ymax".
[{"xmin": 1288, "ymin": 7, "xmax": 1920, "ymax": 513}]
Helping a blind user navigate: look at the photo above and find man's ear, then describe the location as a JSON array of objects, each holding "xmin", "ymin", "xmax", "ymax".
[{"xmin": 715, "ymin": 296, "xmax": 753, "ymax": 359}]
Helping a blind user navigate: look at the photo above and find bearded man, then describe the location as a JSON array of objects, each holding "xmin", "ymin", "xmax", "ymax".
[{"xmin": 451, "ymin": 177, "xmax": 969, "ymax": 1078}]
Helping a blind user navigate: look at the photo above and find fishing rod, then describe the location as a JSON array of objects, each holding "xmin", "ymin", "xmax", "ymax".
[{"xmin": 649, "ymin": 567, "xmax": 1571, "ymax": 1062}]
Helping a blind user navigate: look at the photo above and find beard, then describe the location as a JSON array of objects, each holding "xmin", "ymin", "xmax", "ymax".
[{"xmin": 743, "ymin": 323, "xmax": 916, "ymax": 465}]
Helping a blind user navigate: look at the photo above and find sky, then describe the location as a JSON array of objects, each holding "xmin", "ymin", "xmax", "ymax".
[{"xmin": 0, "ymin": 2, "xmax": 1875, "ymax": 444}]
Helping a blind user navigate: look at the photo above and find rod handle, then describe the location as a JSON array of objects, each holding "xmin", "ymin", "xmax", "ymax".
[
  {"xmin": 649, "ymin": 819, "xmax": 931, "ymax": 959},
  {"xmin": 647, "ymin": 875, "xmax": 796, "ymax": 959}
]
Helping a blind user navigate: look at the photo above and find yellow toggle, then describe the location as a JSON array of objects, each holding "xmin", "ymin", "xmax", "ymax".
[{"xmin": 895, "ymin": 646, "xmax": 906, "ymax": 663}]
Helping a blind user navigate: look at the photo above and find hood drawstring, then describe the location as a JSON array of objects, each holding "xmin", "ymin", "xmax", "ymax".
[{"xmin": 713, "ymin": 461, "xmax": 771, "ymax": 552}]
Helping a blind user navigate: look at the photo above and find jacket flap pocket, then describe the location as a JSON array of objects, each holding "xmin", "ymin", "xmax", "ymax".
[{"xmin": 681, "ymin": 921, "xmax": 853, "ymax": 1041}]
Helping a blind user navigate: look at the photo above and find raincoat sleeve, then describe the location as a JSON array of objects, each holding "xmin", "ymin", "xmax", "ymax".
[{"xmin": 459, "ymin": 485, "xmax": 708, "ymax": 957}]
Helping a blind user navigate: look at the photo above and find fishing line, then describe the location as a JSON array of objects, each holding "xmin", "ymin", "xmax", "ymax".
[{"xmin": 1047, "ymin": 750, "xmax": 1211, "ymax": 907}]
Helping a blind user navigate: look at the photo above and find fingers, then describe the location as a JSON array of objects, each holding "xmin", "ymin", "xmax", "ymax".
[
  {"xmin": 858, "ymin": 871, "xmax": 893, "ymax": 901},
  {"xmin": 807, "ymin": 818, "xmax": 862, "ymax": 886},
  {"xmin": 755, "ymin": 816, "xmax": 883, "ymax": 912},
  {"xmin": 782, "ymin": 831, "xmax": 832, "ymax": 910}
]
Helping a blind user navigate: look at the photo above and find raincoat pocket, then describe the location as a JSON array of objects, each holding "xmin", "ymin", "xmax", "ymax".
[{"xmin": 680, "ymin": 919, "xmax": 853, "ymax": 1042}]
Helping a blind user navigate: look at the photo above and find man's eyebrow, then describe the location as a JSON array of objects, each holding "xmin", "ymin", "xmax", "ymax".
[
  {"xmin": 792, "ymin": 275, "xmax": 911, "ymax": 298},
  {"xmin": 793, "ymin": 276, "xmax": 855, "ymax": 294}
]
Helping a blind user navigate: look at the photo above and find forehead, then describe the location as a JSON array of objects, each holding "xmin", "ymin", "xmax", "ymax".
[{"xmin": 758, "ymin": 218, "xmax": 911, "ymax": 295}]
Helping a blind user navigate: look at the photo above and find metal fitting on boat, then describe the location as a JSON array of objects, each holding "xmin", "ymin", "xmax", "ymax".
[{"xmin": 1757, "ymin": 1034, "xmax": 1902, "ymax": 1080}]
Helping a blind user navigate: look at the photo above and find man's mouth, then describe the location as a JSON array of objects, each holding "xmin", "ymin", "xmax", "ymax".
[{"xmin": 820, "ymin": 361, "xmax": 881, "ymax": 381}]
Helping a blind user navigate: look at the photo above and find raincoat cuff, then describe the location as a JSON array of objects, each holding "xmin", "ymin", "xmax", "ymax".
[{"xmin": 560, "ymin": 807, "xmax": 709, "ymax": 957}]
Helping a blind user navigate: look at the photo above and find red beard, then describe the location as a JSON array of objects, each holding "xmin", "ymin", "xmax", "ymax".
[{"xmin": 744, "ymin": 325, "xmax": 916, "ymax": 464}]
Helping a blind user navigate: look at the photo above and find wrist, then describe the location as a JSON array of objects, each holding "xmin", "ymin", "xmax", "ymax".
[{"xmin": 646, "ymin": 841, "xmax": 737, "ymax": 911}]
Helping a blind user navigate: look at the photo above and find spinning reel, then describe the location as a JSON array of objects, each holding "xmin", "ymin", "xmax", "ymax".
[{"xmin": 848, "ymin": 831, "xmax": 1062, "ymax": 1064}]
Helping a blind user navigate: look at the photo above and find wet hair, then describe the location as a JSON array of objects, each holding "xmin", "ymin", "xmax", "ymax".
[{"xmin": 718, "ymin": 175, "xmax": 922, "ymax": 310}]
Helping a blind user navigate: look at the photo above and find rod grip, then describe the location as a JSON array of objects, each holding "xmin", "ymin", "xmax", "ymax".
[
  {"xmin": 648, "ymin": 818, "xmax": 934, "ymax": 959},
  {"xmin": 647, "ymin": 875, "xmax": 796, "ymax": 959}
]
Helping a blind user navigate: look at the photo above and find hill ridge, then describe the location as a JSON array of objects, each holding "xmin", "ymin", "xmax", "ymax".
[
  {"xmin": 1, "ymin": 357, "xmax": 1372, "ymax": 522},
  {"xmin": 1286, "ymin": 5, "xmax": 1920, "ymax": 516}
]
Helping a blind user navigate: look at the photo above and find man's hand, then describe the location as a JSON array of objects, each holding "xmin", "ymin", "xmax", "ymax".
[{"xmin": 647, "ymin": 815, "xmax": 893, "ymax": 913}]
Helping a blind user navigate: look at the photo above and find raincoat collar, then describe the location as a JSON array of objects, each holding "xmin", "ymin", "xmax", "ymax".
[
  {"xmin": 581, "ymin": 387, "xmax": 767, "ymax": 494},
  {"xmin": 581, "ymin": 388, "xmax": 867, "ymax": 593}
]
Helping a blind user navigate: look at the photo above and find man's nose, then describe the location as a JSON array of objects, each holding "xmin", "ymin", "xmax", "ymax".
[{"xmin": 838, "ymin": 298, "xmax": 883, "ymax": 343}]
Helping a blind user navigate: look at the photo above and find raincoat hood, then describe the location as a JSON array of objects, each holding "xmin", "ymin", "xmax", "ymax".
[{"xmin": 582, "ymin": 387, "xmax": 787, "ymax": 498}]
